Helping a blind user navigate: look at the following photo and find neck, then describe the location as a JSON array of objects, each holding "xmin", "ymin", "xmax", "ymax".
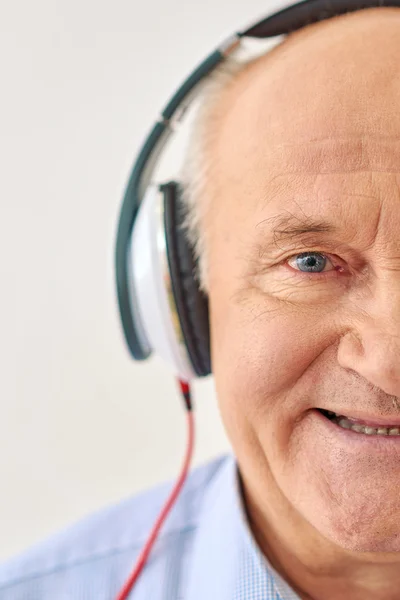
[{"xmin": 238, "ymin": 468, "xmax": 400, "ymax": 600}]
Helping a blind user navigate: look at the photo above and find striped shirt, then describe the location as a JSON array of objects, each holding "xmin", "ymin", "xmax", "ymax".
[{"xmin": 0, "ymin": 454, "xmax": 300, "ymax": 599}]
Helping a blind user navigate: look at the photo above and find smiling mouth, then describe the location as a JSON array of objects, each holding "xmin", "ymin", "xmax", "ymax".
[{"xmin": 318, "ymin": 409, "xmax": 400, "ymax": 437}]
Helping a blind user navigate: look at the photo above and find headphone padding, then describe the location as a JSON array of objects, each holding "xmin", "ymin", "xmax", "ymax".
[{"xmin": 162, "ymin": 181, "xmax": 211, "ymax": 378}]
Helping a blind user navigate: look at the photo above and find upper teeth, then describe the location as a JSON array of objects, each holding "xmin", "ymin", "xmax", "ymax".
[{"xmin": 336, "ymin": 417, "xmax": 400, "ymax": 436}]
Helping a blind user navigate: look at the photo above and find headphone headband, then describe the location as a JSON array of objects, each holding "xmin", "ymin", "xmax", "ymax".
[{"xmin": 116, "ymin": 0, "xmax": 400, "ymax": 363}]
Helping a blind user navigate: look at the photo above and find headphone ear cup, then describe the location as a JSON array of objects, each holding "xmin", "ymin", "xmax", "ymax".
[{"xmin": 162, "ymin": 181, "xmax": 211, "ymax": 377}]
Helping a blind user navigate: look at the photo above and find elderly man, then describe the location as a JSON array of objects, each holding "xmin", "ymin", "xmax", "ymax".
[{"xmin": 2, "ymin": 4, "xmax": 400, "ymax": 600}]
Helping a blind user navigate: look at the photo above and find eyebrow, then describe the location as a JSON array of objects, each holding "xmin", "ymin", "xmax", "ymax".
[{"xmin": 256, "ymin": 212, "xmax": 338, "ymax": 245}]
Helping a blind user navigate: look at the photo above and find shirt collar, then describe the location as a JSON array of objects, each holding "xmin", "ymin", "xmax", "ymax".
[{"xmin": 185, "ymin": 454, "xmax": 300, "ymax": 600}]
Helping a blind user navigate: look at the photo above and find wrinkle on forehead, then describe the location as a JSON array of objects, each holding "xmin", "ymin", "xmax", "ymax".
[{"xmin": 264, "ymin": 137, "xmax": 400, "ymax": 175}]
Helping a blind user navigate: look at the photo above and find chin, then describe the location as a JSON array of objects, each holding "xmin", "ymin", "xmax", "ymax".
[
  {"xmin": 322, "ymin": 521, "xmax": 400, "ymax": 554},
  {"xmin": 281, "ymin": 407, "xmax": 400, "ymax": 555},
  {"xmin": 300, "ymin": 496, "xmax": 400, "ymax": 554}
]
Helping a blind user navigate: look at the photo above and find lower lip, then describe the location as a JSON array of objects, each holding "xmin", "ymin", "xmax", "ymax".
[{"xmin": 311, "ymin": 409, "xmax": 400, "ymax": 449}]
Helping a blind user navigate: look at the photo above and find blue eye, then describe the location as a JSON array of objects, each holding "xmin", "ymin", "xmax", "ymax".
[{"xmin": 288, "ymin": 252, "xmax": 329, "ymax": 273}]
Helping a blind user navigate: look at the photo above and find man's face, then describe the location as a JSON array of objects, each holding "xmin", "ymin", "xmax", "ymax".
[{"xmin": 206, "ymin": 8, "xmax": 400, "ymax": 553}]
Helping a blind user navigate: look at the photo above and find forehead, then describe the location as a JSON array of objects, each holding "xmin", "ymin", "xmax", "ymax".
[
  {"xmin": 206, "ymin": 16, "xmax": 400, "ymax": 244},
  {"xmin": 212, "ymin": 67, "xmax": 400, "ymax": 183},
  {"xmin": 209, "ymin": 7, "xmax": 400, "ymax": 183},
  {"xmin": 211, "ymin": 141, "xmax": 400, "ymax": 254},
  {"xmin": 206, "ymin": 132, "xmax": 400, "ymax": 266}
]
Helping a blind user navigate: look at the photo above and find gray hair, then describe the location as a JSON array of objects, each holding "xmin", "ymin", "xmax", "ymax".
[
  {"xmin": 179, "ymin": 55, "xmax": 256, "ymax": 293},
  {"xmin": 178, "ymin": 35, "xmax": 284, "ymax": 292}
]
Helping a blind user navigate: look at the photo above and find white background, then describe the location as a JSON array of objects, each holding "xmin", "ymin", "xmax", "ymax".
[{"xmin": 0, "ymin": 0, "xmax": 281, "ymax": 560}]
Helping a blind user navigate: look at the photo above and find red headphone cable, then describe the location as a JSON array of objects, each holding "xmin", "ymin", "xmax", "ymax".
[{"xmin": 115, "ymin": 379, "xmax": 194, "ymax": 600}]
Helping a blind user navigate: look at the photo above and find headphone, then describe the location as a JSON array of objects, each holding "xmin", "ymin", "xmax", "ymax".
[{"xmin": 115, "ymin": 0, "xmax": 400, "ymax": 382}]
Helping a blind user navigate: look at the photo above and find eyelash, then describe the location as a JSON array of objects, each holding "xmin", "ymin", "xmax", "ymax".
[{"xmin": 284, "ymin": 251, "xmax": 346, "ymax": 279}]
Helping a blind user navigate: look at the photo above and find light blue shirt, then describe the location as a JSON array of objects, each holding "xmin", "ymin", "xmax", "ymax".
[{"xmin": 0, "ymin": 454, "xmax": 300, "ymax": 599}]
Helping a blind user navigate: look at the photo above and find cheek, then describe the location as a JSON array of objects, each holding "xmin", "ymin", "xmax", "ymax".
[
  {"xmin": 209, "ymin": 285, "xmax": 339, "ymax": 481},
  {"xmin": 286, "ymin": 419, "xmax": 400, "ymax": 552},
  {"xmin": 210, "ymin": 289, "xmax": 327, "ymax": 407}
]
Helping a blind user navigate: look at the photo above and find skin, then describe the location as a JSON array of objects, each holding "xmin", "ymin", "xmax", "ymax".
[{"xmin": 204, "ymin": 8, "xmax": 400, "ymax": 600}]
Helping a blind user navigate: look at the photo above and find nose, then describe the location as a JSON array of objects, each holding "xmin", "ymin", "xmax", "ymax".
[{"xmin": 337, "ymin": 324, "xmax": 400, "ymax": 398}]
